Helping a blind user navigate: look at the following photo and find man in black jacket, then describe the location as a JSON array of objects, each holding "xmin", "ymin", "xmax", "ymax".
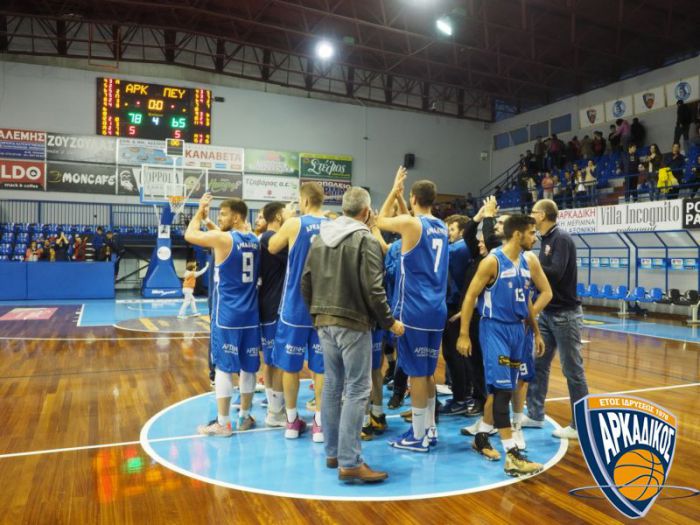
[
  {"xmin": 674, "ymin": 100, "xmax": 693, "ymax": 152},
  {"xmin": 302, "ymin": 187, "xmax": 404, "ymax": 484}
]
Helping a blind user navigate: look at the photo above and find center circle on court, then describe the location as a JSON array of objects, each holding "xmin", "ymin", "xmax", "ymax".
[{"xmin": 140, "ymin": 384, "xmax": 568, "ymax": 501}]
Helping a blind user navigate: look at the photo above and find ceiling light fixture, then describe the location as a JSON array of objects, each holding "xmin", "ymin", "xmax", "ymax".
[
  {"xmin": 315, "ymin": 40, "xmax": 335, "ymax": 60},
  {"xmin": 436, "ymin": 16, "xmax": 453, "ymax": 36}
]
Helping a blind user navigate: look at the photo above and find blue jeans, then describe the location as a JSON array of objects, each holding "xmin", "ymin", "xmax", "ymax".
[
  {"xmin": 526, "ymin": 306, "xmax": 589, "ymax": 428},
  {"xmin": 318, "ymin": 325, "xmax": 371, "ymax": 468}
]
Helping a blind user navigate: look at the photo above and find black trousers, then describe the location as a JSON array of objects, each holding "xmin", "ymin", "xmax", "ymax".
[
  {"xmin": 465, "ymin": 313, "xmax": 486, "ymax": 402},
  {"xmin": 442, "ymin": 309, "xmax": 469, "ymax": 402}
]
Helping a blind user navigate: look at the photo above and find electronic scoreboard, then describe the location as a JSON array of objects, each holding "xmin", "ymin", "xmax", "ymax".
[{"xmin": 97, "ymin": 77, "xmax": 211, "ymax": 143}]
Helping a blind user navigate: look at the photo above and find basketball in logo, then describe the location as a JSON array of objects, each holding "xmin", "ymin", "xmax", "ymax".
[
  {"xmin": 675, "ymin": 82, "xmax": 691, "ymax": 101},
  {"xmin": 574, "ymin": 394, "xmax": 680, "ymax": 519},
  {"xmin": 613, "ymin": 100, "xmax": 626, "ymax": 118},
  {"xmin": 613, "ymin": 449, "xmax": 665, "ymax": 501}
]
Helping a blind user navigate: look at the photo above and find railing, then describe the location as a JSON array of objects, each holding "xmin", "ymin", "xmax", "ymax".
[{"xmin": 480, "ymin": 159, "xmax": 521, "ymax": 198}]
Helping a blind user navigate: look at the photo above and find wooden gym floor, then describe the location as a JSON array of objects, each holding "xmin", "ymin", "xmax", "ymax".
[{"xmin": 0, "ymin": 305, "xmax": 698, "ymax": 525}]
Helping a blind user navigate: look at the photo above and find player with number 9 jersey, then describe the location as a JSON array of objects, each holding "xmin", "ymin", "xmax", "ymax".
[{"xmin": 211, "ymin": 230, "xmax": 261, "ymax": 373}]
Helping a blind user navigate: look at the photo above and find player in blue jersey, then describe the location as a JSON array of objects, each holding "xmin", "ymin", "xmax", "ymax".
[
  {"xmin": 377, "ymin": 167, "xmax": 448, "ymax": 453},
  {"xmin": 268, "ymin": 182, "xmax": 328, "ymax": 441},
  {"xmin": 259, "ymin": 201, "xmax": 295, "ymax": 428},
  {"xmin": 185, "ymin": 193, "xmax": 262, "ymax": 437},
  {"xmin": 457, "ymin": 214, "xmax": 552, "ymax": 476}
]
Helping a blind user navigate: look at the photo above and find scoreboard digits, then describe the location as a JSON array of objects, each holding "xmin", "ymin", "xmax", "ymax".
[{"xmin": 97, "ymin": 78, "xmax": 211, "ymax": 143}]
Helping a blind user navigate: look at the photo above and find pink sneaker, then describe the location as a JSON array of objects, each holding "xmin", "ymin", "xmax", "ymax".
[
  {"xmin": 284, "ymin": 417, "xmax": 307, "ymax": 439},
  {"xmin": 197, "ymin": 421, "xmax": 233, "ymax": 437},
  {"xmin": 312, "ymin": 419, "xmax": 324, "ymax": 443}
]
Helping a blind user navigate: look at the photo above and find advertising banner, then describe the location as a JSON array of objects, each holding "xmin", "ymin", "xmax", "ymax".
[
  {"xmin": 633, "ymin": 86, "xmax": 666, "ymax": 114},
  {"xmin": 116, "ymin": 166, "xmax": 140, "ymax": 196},
  {"xmin": 243, "ymin": 174, "xmax": 300, "ymax": 202},
  {"xmin": 46, "ymin": 133, "xmax": 116, "ymax": 164},
  {"xmin": 557, "ymin": 207, "xmax": 597, "ymax": 233},
  {"xmin": 596, "ymin": 200, "xmax": 682, "ymax": 232},
  {"xmin": 300, "ymin": 153, "xmax": 352, "ymax": 180},
  {"xmin": 208, "ymin": 171, "xmax": 243, "ymax": 198},
  {"xmin": 301, "ymin": 178, "xmax": 351, "ymax": 205},
  {"xmin": 183, "ymin": 169, "xmax": 207, "ymax": 199},
  {"xmin": 682, "ymin": 198, "xmax": 700, "ymax": 229},
  {"xmin": 665, "ymin": 76, "xmax": 700, "ymax": 104},
  {"xmin": 46, "ymin": 161, "xmax": 117, "ymax": 194},
  {"xmin": 579, "ymin": 104, "xmax": 605, "ymax": 128},
  {"xmin": 244, "ymin": 149, "xmax": 299, "ymax": 176},
  {"xmin": 117, "ymin": 138, "xmax": 180, "ymax": 166},
  {"xmin": 0, "ymin": 128, "xmax": 46, "ymax": 161},
  {"xmin": 185, "ymin": 144, "xmax": 243, "ymax": 172},
  {"xmin": 605, "ymin": 96, "xmax": 634, "ymax": 122},
  {"xmin": 0, "ymin": 158, "xmax": 46, "ymax": 190}
]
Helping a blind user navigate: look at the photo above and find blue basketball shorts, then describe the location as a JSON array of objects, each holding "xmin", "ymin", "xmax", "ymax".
[
  {"xmin": 210, "ymin": 324, "xmax": 261, "ymax": 374},
  {"xmin": 261, "ymin": 319, "xmax": 277, "ymax": 366},
  {"xmin": 479, "ymin": 318, "xmax": 525, "ymax": 392},
  {"xmin": 272, "ymin": 320, "xmax": 324, "ymax": 374},
  {"xmin": 519, "ymin": 329, "xmax": 535, "ymax": 382},
  {"xmin": 371, "ymin": 329, "xmax": 384, "ymax": 370},
  {"xmin": 396, "ymin": 326, "xmax": 441, "ymax": 377}
]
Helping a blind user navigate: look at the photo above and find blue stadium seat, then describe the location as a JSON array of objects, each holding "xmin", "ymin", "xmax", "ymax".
[
  {"xmin": 0, "ymin": 255, "xmax": 9, "ymax": 261},
  {"xmin": 0, "ymin": 244, "xmax": 12, "ymax": 256},
  {"xmin": 648, "ymin": 287, "xmax": 663, "ymax": 302},
  {"xmin": 627, "ymin": 286, "xmax": 654, "ymax": 303},
  {"xmin": 586, "ymin": 283, "xmax": 599, "ymax": 298},
  {"xmin": 598, "ymin": 284, "xmax": 613, "ymax": 299},
  {"xmin": 605, "ymin": 285, "xmax": 628, "ymax": 300},
  {"xmin": 577, "ymin": 283, "xmax": 588, "ymax": 297},
  {"xmin": 16, "ymin": 233, "xmax": 28, "ymax": 243},
  {"xmin": 12, "ymin": 254, "xmax": 24, "ymax": 261}
]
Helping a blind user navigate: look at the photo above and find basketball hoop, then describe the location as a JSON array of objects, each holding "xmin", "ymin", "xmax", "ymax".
[{"xmin": 167, "ymin": 195, "xmax": 186, "ymax": 215}]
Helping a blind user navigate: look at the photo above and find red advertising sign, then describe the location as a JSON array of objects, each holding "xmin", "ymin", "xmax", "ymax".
[
  {"xmin": 0, "ymin": 307, "xmax": 57, "ymax": 321},
  {"xmin": 0, "ymin": 159, "xmax": 46, "ymax": 190}
]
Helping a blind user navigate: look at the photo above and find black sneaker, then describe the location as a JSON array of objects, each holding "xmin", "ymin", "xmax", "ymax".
[
  {"xmin": 382, "ymin": 362, "xmax": 396, "ymax": 385},
  {"xmin": 472, "ymin": 432, "xmax": 501, "ymax": 461},
  {"xmin": 360, "ymin": 424, "xmax": 374, "ymax": 441},
  {"xmin": 369, "ymin": 413, "xmax": 387, "ymax": 434},
  {"xmin": 438, "ymin": 399, "xmax": 469, "ymax": 416},
  {"xmin": 388, "ymin": 392, "xmax": 404, "ymax": 410},
  {"xmin": 465, "ymin": 399, "xmax": 484, "ymax": 416}
]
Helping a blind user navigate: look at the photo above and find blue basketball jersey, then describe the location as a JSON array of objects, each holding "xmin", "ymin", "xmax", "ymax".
[
  {"xmin": 279, "ymin": 214, "xmax": 328, "ymax": 327},
  {"xmin": 478, "ymin": 247, "xmax": 531, "ymax": 323},
  {"xmin": 384, "ymin": 240, "xmax": 402, "ymax": 309},
  {"xmin": 213, "ymin": 230, "xmax": 260, "ymax": 329},
  {"xmin": 394, "ymin": 215, "xmax": 448, "ymax": 331}
]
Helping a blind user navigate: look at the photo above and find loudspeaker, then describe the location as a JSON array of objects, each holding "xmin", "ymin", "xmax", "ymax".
[{"xmin": 404, "ymin": 153, "xmax": 415, "ymax": 169}]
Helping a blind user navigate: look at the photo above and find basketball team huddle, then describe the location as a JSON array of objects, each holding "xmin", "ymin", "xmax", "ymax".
[{"xmin": 184, "ymin": 166, "xmax": 587, "ymax": 482}]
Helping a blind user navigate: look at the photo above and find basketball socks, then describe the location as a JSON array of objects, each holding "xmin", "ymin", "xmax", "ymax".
[
  {"xmin": 512, "ymin": 412, "xmax": 523, "ymax": 427},
  {"xmin": 270, "ymin": 391, "xmax": 284, "ymax": 413},
  {"xmin": 218, "ymin": 414, "xmax": 231, "ymax": 427},
  {"xmin": 412, "ymin": 407, "xmax": 426, "ymax": 438},
  {"xmin": 502, "ymin": 438, "xmax": 516, "ymax": 452},
  {"xmin": 286, "ymin": 407, "xmax": 298, "ymax": 423},
  {"xmin": 314, "ymin": 411, "xmax": 321, "ymax": 426},
  {"xmin": 371, "ymin": 404, "xmax": 384, "ymax": 417},
  {"xmin": 265, "ymin": 388, "xmax": 273, "ymax": 406},
  {"xmin": 478, "ymin": 420, "xmax": 494, "ymax": 433},
  {"xmin": 425, "ymin": 397, "xmax": 436, "ymax": 428}
]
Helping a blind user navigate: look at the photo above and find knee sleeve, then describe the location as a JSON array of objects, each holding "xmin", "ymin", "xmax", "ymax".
[
  {"xmin": 493, "ymin": 389, "xmax": 512, "ymax": 429},
  {"xmin": 215, "ymin": 367, "xmax": 234, "ymax": 399},
  {"xmin": 383, "ymin": 342, "xmax": 395, "ymax": 356},
  {"xmin": 239, "ymin": 370, "xmax": 256, "ymax": 394}
]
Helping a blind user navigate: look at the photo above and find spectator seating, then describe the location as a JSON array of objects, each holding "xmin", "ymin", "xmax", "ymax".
[{"xmin": 577, "ymin": 282, "xmax": 699, "ymax": 319}]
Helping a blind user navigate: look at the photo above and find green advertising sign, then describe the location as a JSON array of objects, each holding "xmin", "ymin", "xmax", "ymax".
[
  {"xmin": 244, "ymin": 148, "xmax": 299, "ymax": 176},
  {"xmin": 300, "ymin": 153, "xmax": 352, "ymax": 180}
]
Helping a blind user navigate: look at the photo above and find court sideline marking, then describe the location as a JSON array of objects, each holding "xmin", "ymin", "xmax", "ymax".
[{"xmin": 0, "ymin": 381, "xmax": 697, "ymax": 460}]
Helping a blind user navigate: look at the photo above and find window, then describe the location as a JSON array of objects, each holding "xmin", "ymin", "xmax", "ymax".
[
  {"xmin": 550, "ymin": 114, "xmax": 572, "ymax": 134},
  {"xmin": 530, "ymin": 120, "xmax": 549, "ymax": 140},
  {"xmin": 510, "ymin": 127, "xmax": 528, "ymax": 146},
  {"xmin": 494, "ymin": 132, "xmax": 510, "ymax": 150}
]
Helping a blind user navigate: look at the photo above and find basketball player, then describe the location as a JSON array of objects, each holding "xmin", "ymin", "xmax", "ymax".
[
  {"xmin": 268, "ymin": 182, "xmax": 328, "ymax": 441},
  {"xmin": 457, "ymin": 215, "xmax": 552, "ymax": 476},
  {"xmin": 185, "ymin": 193, "xmax": 261, "ymax": 436},
  {"xmin": 177, "ymin": 261, "xmax": 209, "ymax": 318},
  {"xmin": 259, "ymin": 201, "xmax": 292, "ymax": 427},
  {"xmin": 377, "ymin": 167, "xmax": 448, "ymax": 452}
]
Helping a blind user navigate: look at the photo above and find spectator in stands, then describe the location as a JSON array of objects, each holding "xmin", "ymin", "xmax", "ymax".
[
  {"xmin": 73, "ymin": 236, "xmax": 86, "ymax": 261},
  {"xmin": 674, "ymin": 100, "xmax": 693, "ymax": 153},
  {"xmin": 528, "ymin": 174, "xmax": 539, "ymax": 204},
  {"xmin": 524, "ymin": 150, "xmax": 537, "ymax": 173},
  {"xmin": 631, "ymin": 117, "xmax": 645, "ymax": 147},
  {"xmin": 547, "ymin": 134, "xmax": 564, "ymax": 169},
  {"xmin": 566, "ymin": 136, "xmax": 580, "ymax": 163},
  {"xmin": 551, "ymin": 174, "xmax": 561, "ymax": 207},
  {"xmin": 666, "ymin": 143, "xmax": 686, "ymax": 194},
  {"xmin": 579, "ymin": 135, "xmax": 594, "ymax": 160},
  {"xmin": 534, "ymin": 136, "xmax": 546, "ymax": 170},
  {"xmin": 24, "ymin": 240, "xmax": 42, "ymax": 262},
  {"xmin": 592, "ymin": 131, "xmax": 606, "ymax": 157},
  {"xmin": 93, "ymin": 227, "xmax": 105, "ymax": 260},
  {"xmin": 40, "ymin": 239, "xmax": 55, "ymax": 262},
  {"xmin": 561, "ymin": 171, "xmax": 574, "ymax": 209},
  {"xmin": 574, "ymin": 168, "xmax": 587, "ymax": 207},
  {"xmin": 105, "ymin": 231, "xmax": 123, "ymax": 277},
  {"xmin": 584, "ymin": 160, "xmax": 597, "ymax": 205},
  {"xmin": 658, "ymin": 166, "xmax": 680, "ymax": 199},
  {"xmin": 688, "ymin": 155, "xmax": 700, "ymax": 198},
  {"xmin": 690, "ymin": 119, "xmax": 700, "ymax": 149},
  {"xmin": 614, "ymin": 118, "xmax": 632, "ymax": 150},
  {"xmin": 494, "ymin": 184, "xmax": 503, "ymax": 201},
  {"xmin": 620, "ymin": 143, "xmax": 640, "ymax": 203},
  {"xmin": 643, "ymin": 143, "xmax": 663, "ymax": 201},
  {"xmin": 54, "ymin": 231, "xmax": 70, "ymax": 261},
  {"xmin": 608, "ymin": 124, "xmax": 621, "ymax": 154},
  {"xmin": 541, "ymin": 172, "xmax": 554, "ymax": 200}
]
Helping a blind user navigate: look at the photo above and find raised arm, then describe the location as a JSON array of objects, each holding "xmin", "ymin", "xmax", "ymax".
[
  {"xmin": 193, "ymin": 262, "xmax": 210, "ymax": 278},
  {"xmin": 268, "ymin": 216, "xmax": 300, "ymax": 255},
  {"xmin": 184, "ymin": 194, "xmax": 230, "ymax": 250}
]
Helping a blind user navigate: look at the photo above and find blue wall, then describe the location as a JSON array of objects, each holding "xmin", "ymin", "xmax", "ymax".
[{"xmin": 0, "ymin": 262, "xmax": 115, "ymax": 300}]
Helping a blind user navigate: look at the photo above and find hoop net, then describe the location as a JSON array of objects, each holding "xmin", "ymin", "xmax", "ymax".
[{"xmin": 167, "ymin": 195, "xmax": 187, "ymax": 215}]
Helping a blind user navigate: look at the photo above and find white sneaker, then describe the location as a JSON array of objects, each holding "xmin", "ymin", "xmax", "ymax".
[
  {"xmin": 553, "ymin": 425, "xmax": 578, "ymax": 439},
  {"xmin": 265, "ymin": 409, "xmax": 287, "ymax": 428},
  {"xmin": 255, "ymin": 382, "xmax": 265, "ymax": 393},
  {"xmin": 436, "ymin": 384, "xmax": 453, "ymax": 396},
  {"xmin": 512, "ymin": 426, "xmax": 526, "ymax": 450},
  {"xmin": 460, "ymin": 417, "xmax": 497, "ymax": 437},
  {"xmin": 521, "ymin": 414, "xmax": 545, "ymax": 428}
]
